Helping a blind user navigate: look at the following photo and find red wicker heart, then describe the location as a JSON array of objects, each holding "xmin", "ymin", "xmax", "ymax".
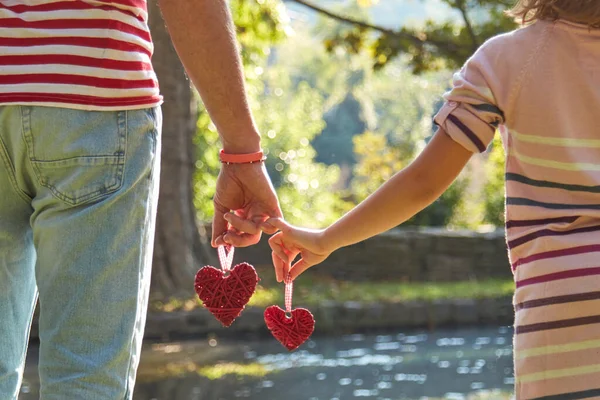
[
  {"xmin": 194, "ymin": 262, "xmax": 258, "ymax": 327},
  {"xmin": 264, "ymin": 305, "xmax": 315, "ymax": 351}
]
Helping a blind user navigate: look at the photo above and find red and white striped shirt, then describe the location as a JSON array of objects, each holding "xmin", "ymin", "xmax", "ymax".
[{"xmin": 0, "ymin": 0, "xmax": 162, "ymax": 110}]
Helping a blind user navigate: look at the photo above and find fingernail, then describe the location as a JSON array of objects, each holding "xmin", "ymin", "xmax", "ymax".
[{"xmin": 223, "ymin": 214, "xmax": 231, "ymax": 221}]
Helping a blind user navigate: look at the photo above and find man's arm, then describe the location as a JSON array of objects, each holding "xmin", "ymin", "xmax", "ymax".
[
  {"xmin": 157, "ymin": 0, "xmax": 260, "ymax": 154},
  {"xmin": 157, "ymin": 0, "xmax": 282, "ymax": 247}
]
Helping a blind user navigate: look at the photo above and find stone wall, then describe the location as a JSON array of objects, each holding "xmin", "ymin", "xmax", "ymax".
[{"xmin": 235, "ymin": 227, "xmax": 512, "ymax": 282}]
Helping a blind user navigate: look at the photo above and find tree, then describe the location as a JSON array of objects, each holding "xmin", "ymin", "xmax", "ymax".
[
  {"xmin": 148, "ymin": 0, "xmax": 206, "ymax": 300},
  {"xmin": 312, "ymin": 92, "xmax": 366, "ymax": 167}
]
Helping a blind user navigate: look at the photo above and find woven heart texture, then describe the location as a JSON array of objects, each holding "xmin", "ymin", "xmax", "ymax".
[
  {"xmin": 264, "ymin": 305, "xmax": 315, "ymax": 351},
  {"xmin": 194, "ymin": 262, "xmax": 258, "ymax": 327}
]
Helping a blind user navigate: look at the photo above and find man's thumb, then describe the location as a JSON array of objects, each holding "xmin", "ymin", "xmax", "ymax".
[{"xmin": 264, "ymin": 217, "xmax": 288, "ymax": 233}]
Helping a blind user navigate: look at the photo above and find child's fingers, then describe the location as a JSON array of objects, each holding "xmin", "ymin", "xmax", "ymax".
[
  {"xmin": 289, "ymin": 258, "xmax": 312, "ymax": 281},
  {"xmin": 268, "ymin": 233, "xmax": 290, "ymax": 264},
  {"xmin": 271, "ymin": 251, "xmax": 288, "ymax": 283}
]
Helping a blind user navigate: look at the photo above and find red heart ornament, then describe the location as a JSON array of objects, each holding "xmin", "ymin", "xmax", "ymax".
[
  {"xmin": 264, "ymin": 305, "xmax": 315, "ymax": 351},
  {"xmin": 194, "ymin": 262, "xmax": 258, "ymax": 327}
]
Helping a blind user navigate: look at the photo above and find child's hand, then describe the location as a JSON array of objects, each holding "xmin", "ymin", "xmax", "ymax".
[{"xmin": 265, "ymin": 218, "xmax": 332, "ymax": 282}]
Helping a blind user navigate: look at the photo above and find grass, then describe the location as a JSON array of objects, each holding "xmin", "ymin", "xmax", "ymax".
[
  {"xmin": 137, "ymin": 360, "xmax": 269, "ymax": 382},
  {"xmin": 247, "ymin": 278, "xmax": 515, "ymax": 308},
  {"xmin": 151, "ymin": 277, "xmax": 514, "ymax": 312},
  {"xmin": 198, "ymin": 362, "xmax": 270, "ymax": 380}
]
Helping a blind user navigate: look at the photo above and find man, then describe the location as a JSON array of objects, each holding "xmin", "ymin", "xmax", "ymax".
[{"xmin": 0, "ymin": 0, "xmax": 280, "ymax": 398}]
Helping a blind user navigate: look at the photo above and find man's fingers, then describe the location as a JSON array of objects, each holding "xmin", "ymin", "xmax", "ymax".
[
  {"xmin": 224, "ymin": 212, "xmax": 260, "ymax": 235},
  {"xmin": 223, "ymin": 231, "xmax": 261, "ymax": 247},
  {"xmin": 264, "ymin": 217, "xmax": 291, "ymax": 233},
  {"xmin": 260, "ymin": 217, "xmax": 279, "ymax": 235},
  {"xmin": 211, "ymin": 204, "xmax": 228, "ymax": 248}
]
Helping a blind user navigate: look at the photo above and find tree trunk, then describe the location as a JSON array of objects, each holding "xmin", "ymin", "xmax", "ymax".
[{"xmin": 148, "ymin": 2, "xmax": 214, "ymax": 300}]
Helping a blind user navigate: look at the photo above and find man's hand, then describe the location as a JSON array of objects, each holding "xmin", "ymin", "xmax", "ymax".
[{"xmin": 212, "ymin": 163, "xmax": 282, "ymax": 248}]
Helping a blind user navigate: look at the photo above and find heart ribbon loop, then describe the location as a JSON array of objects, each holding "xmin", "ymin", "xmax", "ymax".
[
  {"xmin": 218, "ymin": 245, "xmax": 235, "ymax": 272},
  {"xmin": 284, "ymin": 275, "xmax": 293, "ymax": 314}
]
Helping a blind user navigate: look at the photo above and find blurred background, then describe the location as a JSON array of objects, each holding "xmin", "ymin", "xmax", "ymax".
[{"xmin": 25, "ymin": 1, "xmax": 519, "ymax": 399}]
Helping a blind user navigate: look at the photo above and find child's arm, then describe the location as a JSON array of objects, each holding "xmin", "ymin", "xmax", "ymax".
[
  {"xmin": 264, "ymin": 128, "xmax": 473, "ymax": 281},
  {"xmin": 323, "ymin": 128, "xmax": 471, "ymax": 250}
]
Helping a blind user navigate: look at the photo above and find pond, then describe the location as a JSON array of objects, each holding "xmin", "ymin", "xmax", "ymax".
[{"xmin": 21, "ymin": 326, "xmax": 514, "ymax": 399}]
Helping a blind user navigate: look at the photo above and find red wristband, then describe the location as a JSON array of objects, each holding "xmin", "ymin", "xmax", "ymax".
[{"xmin": 219, "ymin": 149, "xmax": 265, "ymax": 164}]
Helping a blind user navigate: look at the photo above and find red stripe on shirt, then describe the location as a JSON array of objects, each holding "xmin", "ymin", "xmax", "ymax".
[
  {"xmin": 0, "ymin": 1, "xmax": 144, "ymax": 22},
  {"xmin": 0, "ymin": 36, "xmax": 151, "ymax": 56},
  {"xmin": 0, "ymin": 74, "xmax": 157, "ymax": 89},
  {"xmin": 0, "ymin": 92, "xmax": 161, "ymax": 107},
  {"xmin": 98, "ymin": 0, "xmax": 147, "ymax": 9},
  {"xmin": 0, "ymin": 18, "xmax": 151, "ymax": 42},
  {"xmin": 0, "ymin": 54, "xmax": 152, "ymax": 71}
]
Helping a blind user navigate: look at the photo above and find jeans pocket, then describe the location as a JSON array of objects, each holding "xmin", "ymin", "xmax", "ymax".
[{"xmin": 23, "ymin": 107, "xmax": 127, "ymax": 206}]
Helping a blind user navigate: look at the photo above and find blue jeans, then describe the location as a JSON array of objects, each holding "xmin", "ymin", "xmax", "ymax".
[{"xmin": 0, "ymin": 105, "xmax": 161, "ymax": 399}]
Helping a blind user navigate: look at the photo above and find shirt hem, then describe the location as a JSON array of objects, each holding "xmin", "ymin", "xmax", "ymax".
[{"xmin": 0, "ymin": 98, "xmax": 163, "ymax": 111}]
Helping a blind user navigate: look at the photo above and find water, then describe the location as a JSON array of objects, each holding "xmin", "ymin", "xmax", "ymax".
[{"xmin": 22, "ymin": 327, "xmax": 514, "ymax": 399}]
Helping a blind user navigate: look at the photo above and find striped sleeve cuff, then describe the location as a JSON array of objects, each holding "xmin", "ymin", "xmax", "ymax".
[{"xmin": 434, "ymin": 101, "xmax": 499, "ymax": 153}]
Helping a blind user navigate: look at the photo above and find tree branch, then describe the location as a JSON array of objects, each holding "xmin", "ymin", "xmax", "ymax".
[
  {"xmin": 456, "ymin": 0, "xmax": 478, "ymax": 51},
  {"xmin": 288, "ymin": 0, "xmax": 413, "ymax": 40},
  {"xmin": 287, "ymin": 0, "xmax": 461, "ymax": 54}
]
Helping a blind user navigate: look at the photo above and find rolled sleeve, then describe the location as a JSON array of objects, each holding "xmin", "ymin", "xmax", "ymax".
[{"xmin": 434, "ymin": 44, "xmax": 506, "ymax": 153}]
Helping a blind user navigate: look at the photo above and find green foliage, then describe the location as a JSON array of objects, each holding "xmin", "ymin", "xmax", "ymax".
[
  {"xmin": 251, "ymin": 72, "xmax": 353, "ymax": 227},
  {"xmin": 483, "ymin": 134, "xmax": 506, "ymax": 226},
  {"xmin": 312, "ymin": 92, "xmax": 366, "ymax": 166},
  {"xmin": 193, "ymin": 111, "xmax": 221, "ymax": 221},
  {"xmin": 350, "ymin": 60, "xmax": 465, "ymax": 227},
  {"xmin": 352, "ymin": 129, "xmax": 469, "ymax": 228},
  {"xmin": 231, "ymin": 0, "xmax": 288, "ymax": 66},
  {"xmin": 317, "ymin": 0, "xmax": 517, "ymax": 73},
  {"xmin": 352, "ymin": 131, "xmax": 405, "ymax": 201},
  {"xmin": 409, "ymin": 177, "xmax": 469, "ymax": 227}
]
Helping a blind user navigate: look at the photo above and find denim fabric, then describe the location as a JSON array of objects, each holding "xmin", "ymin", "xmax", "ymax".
[{"xmin": 0, "ymin": 105, "xmax": 161, "ymax": 399}]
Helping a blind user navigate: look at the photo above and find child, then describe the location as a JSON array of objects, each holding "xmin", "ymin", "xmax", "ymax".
[{"xmin": 238, "ymin": 1, "xmax": 600, "ymax": 398}]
